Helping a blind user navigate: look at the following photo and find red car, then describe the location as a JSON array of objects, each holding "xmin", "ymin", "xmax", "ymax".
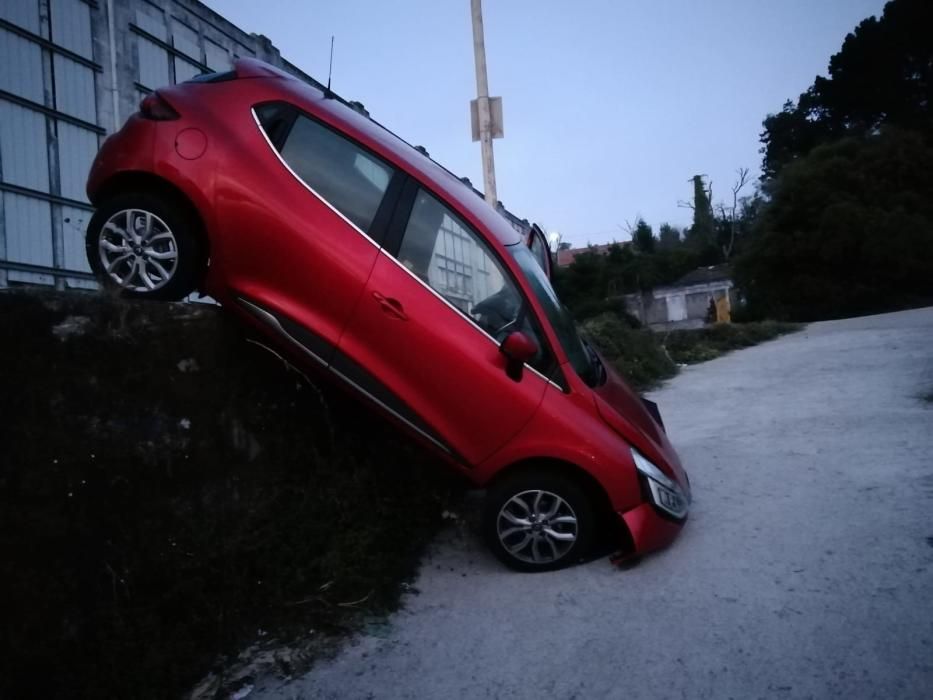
[{"xmin": 85, "ymin": 59, "xmax": 689, "ymax": 571}]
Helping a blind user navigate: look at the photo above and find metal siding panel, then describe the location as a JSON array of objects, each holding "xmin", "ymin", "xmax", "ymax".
[
  {"xmin": 65, "ymin": 277, "xmax": 98, "ymax": 289},
  {"xmin": 134, "ymin": 9, "xmax": 166, "ymax": 41},
  {"xmin": 8, "ymin": 269, "xmax": 54, "ymax": 285},
  {"xmin": 174, "ymin": 57, "xmax": 200, "ymax": 83},
  {"xmin": 53, "ymin": 54, "xmax": 96, "ymax": 123},
  {"xmin": 0, "ymin": 101, "xmax": 49, "ymax": 192},
  {"xmin": 137, "ymin": 38, "xmax": 169, "ymax": 89},
  {"xmin": 50, "ymin": 0, "xmax": 93, "ymax": 59},
  {"xmin": 0, "ymin": 0, "xmax": 39, "ymax": 33},
  {"xmin": 61, "ymin": 204, "xmax": 91, "ymax": 272},
  {"xmin": 4, "ymin": 192, "xmax": 52, "ymax": 266},
  {"xmin": 204, "ymin": 40, "xmax": 229, "ymax": 71},
  {"xmin": 172, "ymin": 22, "xmax": 199, "ymax": 61},
  {"xmin": 57, "ymin": 121, "xmax": 97, "ymax": 202},
  {"xmin": 0, "ymin": 28, "xmax": 44, "ymax": 103}
]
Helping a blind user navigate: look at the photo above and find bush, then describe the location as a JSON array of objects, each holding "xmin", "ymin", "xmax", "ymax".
[
  {"xmin": 581, "ymin": 316, "xmax": 801, "ymax": 390},
  {"xmin": 664, "ymin": 321, "xmax": 801, "ymax": 365},
  {"xmin": 571, "ymin": 297, "xmax": 641, "ymax": 327},
  {"xmin": 581, "ymin": 314, "xmax": 676, "ymax": 391}
]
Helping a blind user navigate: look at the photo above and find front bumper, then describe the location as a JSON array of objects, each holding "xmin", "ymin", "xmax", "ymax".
[{"xmin": 618, "ymin": 502, "xmax": 686, "ymax": 556}]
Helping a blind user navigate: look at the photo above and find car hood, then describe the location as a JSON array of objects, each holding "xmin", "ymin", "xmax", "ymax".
[{"xmin": 590, "ymin": 357, "xmax": 688, "ymax": 490}]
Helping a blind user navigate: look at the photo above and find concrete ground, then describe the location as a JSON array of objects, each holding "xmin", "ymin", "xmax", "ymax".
[{"xmin": 256, "ymin": 308, "xmax": 933, "ymax": 700}]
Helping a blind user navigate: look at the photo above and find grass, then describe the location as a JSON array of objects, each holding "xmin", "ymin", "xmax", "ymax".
[
  {"xmin": 663, "ymin": 320, "xmax": 803, "ymax": 366},
  {"xmin": 582, "ymin": 313, "xmax": 802, "ymax": 391},
  {"xmin": 0, "ymin": 290, "xmax": 461, "ymax": 699}
]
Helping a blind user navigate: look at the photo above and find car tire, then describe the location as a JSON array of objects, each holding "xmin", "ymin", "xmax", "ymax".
[
  {"xmin": 86, "ymin": 191, "xmax": 205, "ymax": 301},
  {"xmin": 483, "ymin": 470, "xmax": 595, "ymax": 572}
]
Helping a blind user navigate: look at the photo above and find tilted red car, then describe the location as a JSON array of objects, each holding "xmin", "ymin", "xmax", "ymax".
[{"xmin": 85, "ymin": 58, "xmax": 690, "ymax": 571}]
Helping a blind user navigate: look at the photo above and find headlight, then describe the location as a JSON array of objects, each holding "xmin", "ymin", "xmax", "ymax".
[{"xmin": 630, "ymin": 447, "xmax": 688, "ymax": 519}]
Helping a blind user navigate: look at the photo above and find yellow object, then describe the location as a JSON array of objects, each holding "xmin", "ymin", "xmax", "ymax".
[{"xmin": 715, "ymin": 295, "xmax": 731, "ymax": 323}]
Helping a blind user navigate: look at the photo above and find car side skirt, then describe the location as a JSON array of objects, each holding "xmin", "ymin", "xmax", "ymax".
[{"xmin": 236, "ymin": 296, "xmax": 459, "ymax": 460}]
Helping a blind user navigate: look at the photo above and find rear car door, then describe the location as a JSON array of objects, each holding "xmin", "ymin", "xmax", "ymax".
[
  {"xmin": 336, "ymin": 185, "xmax": 553, "ymax": 465},
  {"xmin": 223, "ymin": 102, "xmax": 401, "ymax": 362}
]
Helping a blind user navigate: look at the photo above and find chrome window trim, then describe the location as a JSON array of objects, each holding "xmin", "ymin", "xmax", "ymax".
[
  {"xmin": 250, "ymin": 107, "xmax": 561, "ymax": 392},
  {"xmin": 238, "ymin": 296, "xmax": 452, "ymax": 456},
  {"xmin": 238, "ymin": 297, "xmax": 328, "ymax": 367},
  {"xmin": 379, "ymin": 250, "xmax": 562, "ymax": 391},
  {"xmin": 250, "ymin": 107, "xmax": 381, "ymax": 249},
  {"xmin": 328, "ymin": 365, "xmax": 452, "ymax": 455}
]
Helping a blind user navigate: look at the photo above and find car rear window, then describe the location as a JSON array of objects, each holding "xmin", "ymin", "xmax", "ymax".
[{"xmin": 257, "ymin": 105, "xmax": 394, "ymax": 234}]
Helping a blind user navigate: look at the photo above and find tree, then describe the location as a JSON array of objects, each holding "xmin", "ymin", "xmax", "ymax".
[
  {"xmin": 735, "ymin": 128, "xmax": 933, "ymax": 320},
  {"xmin": 631, "ymin": 219, "xmax": 656, "ymax": 254},
  {"xmin": 761, "ymin": 0, "xmax": 933, "ymax": 178},
  {"xmin": 658, "ymin": 224, "xmax": 682, "ymax": 250},
  {"xmin": 684, "ymin": 175, "xmax": 716, "ymax": 252},
  {"xmin": 715, "ymin": 167, "xmax": 752, "ymax": 259}
]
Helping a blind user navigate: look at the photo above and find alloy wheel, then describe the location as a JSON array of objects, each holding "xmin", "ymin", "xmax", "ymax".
[
  {"xmin": 98, "ymin": 209, "xmax": 179, "ymax": 292},
  {"xmin": 496, "ymin": 489, "xmax": 579, "ymax": 565}
]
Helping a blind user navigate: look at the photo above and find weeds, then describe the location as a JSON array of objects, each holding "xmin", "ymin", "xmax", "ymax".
[
  {"xmin": 0, "ymin": 291, "xmax": 460, "ymax": 699},
  {"xmin": 582, "ymin": 312, "xmax": 801, "ymax": 390}
]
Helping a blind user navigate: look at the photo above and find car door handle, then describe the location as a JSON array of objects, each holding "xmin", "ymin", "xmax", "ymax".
[{"xmin": 371, "ymin": 291, "xmax": 408, "ymax": 321}]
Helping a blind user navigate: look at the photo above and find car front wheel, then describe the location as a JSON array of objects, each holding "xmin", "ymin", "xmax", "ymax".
[{"xmin": 483, "ymin": 471, "xmax": 595, "ymax": 572}]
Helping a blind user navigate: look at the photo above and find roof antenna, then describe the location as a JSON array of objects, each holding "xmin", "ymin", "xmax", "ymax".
[{"xmin": 324, "ymin": 35, "xmax": 335, "ymax": 99}]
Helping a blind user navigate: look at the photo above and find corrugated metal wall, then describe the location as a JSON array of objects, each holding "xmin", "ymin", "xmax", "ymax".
[
  {"xmin": 0, "ymin": 0, "xmax": 99, "ymax": 288},
  {"xmin": 0, "ymin": 0, "xmax": 331, "ymax": 292}
]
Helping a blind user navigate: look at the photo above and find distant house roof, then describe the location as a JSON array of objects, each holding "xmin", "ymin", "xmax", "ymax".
[
  {"xmin": 674, "ymin": 264, "xmax": 732, "ymax": 287},
  {"xmin": 556, "ymin": 242, "xmax": 628, "ymax": 267}
]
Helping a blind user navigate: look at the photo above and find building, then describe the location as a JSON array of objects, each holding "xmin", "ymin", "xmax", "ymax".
[
  {"xmin": 556, "ymin": 242, "xmax": 627, "ymax": 267},
  {"xmin": 0, "ymin": 0, "xmax": 529, "ymax": 292},
  {"xmin": 624, "ymin": 264, "xmax": 736, "ymax": 330}
]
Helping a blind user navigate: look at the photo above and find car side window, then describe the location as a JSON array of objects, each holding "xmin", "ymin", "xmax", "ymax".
[
  {"xmin": 397, "ymin": 189, "xmax": 551, "ymax": 372},
  {"xmin": 271, "ymin": 112, "xmax": 394, "ymax": 233}
]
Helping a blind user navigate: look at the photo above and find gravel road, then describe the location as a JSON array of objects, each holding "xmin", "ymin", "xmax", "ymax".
[{"xmin": 256, "ymin": 308, "xmax": 933, "ymax": 700}]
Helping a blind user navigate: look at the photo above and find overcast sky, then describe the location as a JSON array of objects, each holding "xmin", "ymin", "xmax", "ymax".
[{"xmin": 212, "ymin": 0, "xmax": 886, "ymax": 247}]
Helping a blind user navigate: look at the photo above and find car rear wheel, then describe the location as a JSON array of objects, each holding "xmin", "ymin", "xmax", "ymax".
[
  {"xmin": 86, "ymin": 191, "xmax": 204, "ymax": 301},
  {"xmin": 484, "ymin": 471, "xmax": 595, "ymax": 572}
]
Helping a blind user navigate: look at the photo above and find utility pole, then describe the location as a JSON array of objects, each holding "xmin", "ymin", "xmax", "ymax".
[{"xmin": 470, "ymin": 0, "xmax": 503, "ymax": 207}]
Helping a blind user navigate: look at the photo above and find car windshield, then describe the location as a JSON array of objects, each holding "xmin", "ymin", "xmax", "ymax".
[{"xmin": 509, "ymin": 244, "xmax": 598, "ymax": 386}]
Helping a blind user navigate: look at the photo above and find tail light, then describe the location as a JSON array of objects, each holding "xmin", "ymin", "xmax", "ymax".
[{"xmin": 139, "ymin": 92, "xmax": 179, "ymax": 121}]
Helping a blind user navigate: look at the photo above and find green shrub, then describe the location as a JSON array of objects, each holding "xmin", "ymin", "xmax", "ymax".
[
  {"xmin": 581, "ymin": 316, "xmax": 801, "ymax": 390},
  {"xmin": 581, "ymin": 314, "xmax": 676, "ymax": 391},
  {"xmin": 664, "ymin": 321, "xmax": 801, "ymax": 365}
]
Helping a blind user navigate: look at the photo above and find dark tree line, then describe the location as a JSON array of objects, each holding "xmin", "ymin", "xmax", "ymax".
[
  {"xmin": 557, "ymin": 0, "xmax": 933, "ymax": 324},
  {"xmin": 554, "ymin": 174, "xmax": 759, "ymax": 321},
  {"xmin": 737, "ymin": 0, "xmax": 933, "ymax": 320}
]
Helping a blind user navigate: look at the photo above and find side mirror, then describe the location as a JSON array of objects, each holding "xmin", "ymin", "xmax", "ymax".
[{"xmin": 500, "ymin": 331, "xmax": 538, "ymax": 380}]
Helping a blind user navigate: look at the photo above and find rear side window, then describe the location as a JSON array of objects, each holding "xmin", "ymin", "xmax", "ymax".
[{"xmin": 275, "ymin": 114, "xmax": 394, "ymax": 233}]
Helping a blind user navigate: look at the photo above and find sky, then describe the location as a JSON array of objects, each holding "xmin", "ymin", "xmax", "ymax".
[{"xmin": 212, "ymin": 0, "xmax": 887, "ymax": 247}]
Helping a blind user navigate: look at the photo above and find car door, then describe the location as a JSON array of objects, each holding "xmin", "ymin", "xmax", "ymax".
[
  {"xmin": 222, "ymin": 102, "xmax": 401, "ymax": 363},
  {"xmin": 335, "ymin": 184, "xmax": 553, "ymax": 465}
]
